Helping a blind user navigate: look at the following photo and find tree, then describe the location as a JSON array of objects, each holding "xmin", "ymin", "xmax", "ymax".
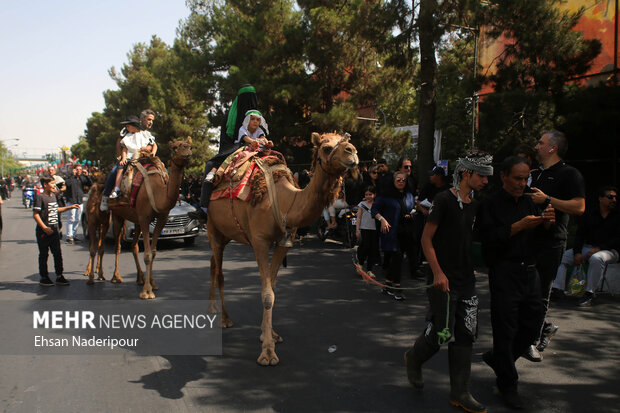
[
  {"xmin": 74, "ymin": 37, "xmax": 214, "ymax": 172},
  {"xmin": 477, "ymin": 0, "xmax": 602, "ymax": 155}
]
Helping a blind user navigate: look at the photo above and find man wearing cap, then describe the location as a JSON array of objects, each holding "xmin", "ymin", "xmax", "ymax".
[
  {"xmin": 404, "ymin": 150, "xmax": 492, "ymax": 413},
  {"xmin": 101, "ymin": 116, "xmax": 156, "ymax": 203},
  {"xmin": 410, "ymin": 165, "xmax": 451, "ymax": 276}
]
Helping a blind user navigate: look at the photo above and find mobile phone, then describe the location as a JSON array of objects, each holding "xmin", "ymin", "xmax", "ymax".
[{"xmin": 539, "ymin": 197, "xmax": 551, "ymax": 216}]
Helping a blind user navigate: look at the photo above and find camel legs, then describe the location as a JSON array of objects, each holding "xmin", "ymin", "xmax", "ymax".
[
  {"xmin": 111, "ymin": 215, "xmax": 124, "ymax": 283},
  {"xmin": 207, "ymin": 224, "xmax": 232, "ymax": 327},
  {"xmin": 132, "ymin": 225, "xmax": 145, "ymax": 285},
  {"xmin": 139, "ymin": 217, "xmax": 164, "ymax": 299},
  {"xmin": 96, "ymin": 217, "xmax": 110, "ymax": 281},
  {"xmin": 254, "ymin": 243, "xmax": 279, "ymax": 366},
  {"xmin": 264, "ymin": 245, "xmax": 289, "ymax": 344},
  {"xmin": 84, "ymin": 219, "xmax": 97, "ymax": 284},
  {"xmin": 86, "ymin": 219, "xmax": 109, "ymax": 284}
]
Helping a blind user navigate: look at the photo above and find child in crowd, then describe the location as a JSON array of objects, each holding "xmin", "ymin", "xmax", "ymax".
[
  {"xmin": 356, "ymin": 186, "xmax": 380, "ymax": 273},
  {"xmin": 33, "ymin": 174, "xmax": 79, "ymax": 286},
  {"xmin": 109, "ymin": 116, "xmax": 156, "ymax": 199}
]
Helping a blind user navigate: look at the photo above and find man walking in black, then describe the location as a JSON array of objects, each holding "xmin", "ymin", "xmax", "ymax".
[
  {"xmin": 404, "ymin": 150, "xmax": 493, "ymax": 413},
  {"xmin": 527, "ymin": 130, "xmax": 585, "ymax": 360},
  {"xmin": 479, "ymin": 156, "xmax": 556, "ymax": 409}
]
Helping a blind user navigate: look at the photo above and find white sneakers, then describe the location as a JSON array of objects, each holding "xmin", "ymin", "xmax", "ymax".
[{"xmin": 100, "ymin": 196, "xmax": 109, "ymax": 212}]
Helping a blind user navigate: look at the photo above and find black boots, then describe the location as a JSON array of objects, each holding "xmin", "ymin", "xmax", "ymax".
[
  {"xmin": 404, "ymin": 334, "xmax": 439, "ymax": 389},
  {"xmin": 188, "ymin": 181, "xmax": 214, "ymax": 223},
  {"xmin": 448, "ymin": 344, "xmax": 486, "ymax": 413}
]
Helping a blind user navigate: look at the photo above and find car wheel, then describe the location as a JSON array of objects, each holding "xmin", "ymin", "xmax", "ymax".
[{"xmin": 184, "ymin": 237, "xmax": 196, "ymax": 246}]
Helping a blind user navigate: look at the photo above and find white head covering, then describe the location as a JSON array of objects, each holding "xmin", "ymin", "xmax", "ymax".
[
  {"xmin": 452, "ymin": 150, "xmax": 493, "ymax": 209},
  {"xmin": 242, "ymin": 110, "xmax": 269, "ymax": 136}
]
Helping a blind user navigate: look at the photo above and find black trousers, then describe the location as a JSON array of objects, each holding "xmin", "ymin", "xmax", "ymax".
[
  {"xmin": 421, "ymin": 282, "xmax": 479, "ymax": 350},
  {"xmin": 36, "ymin": 226, "xmax": 63, "ymax": 278},
  {"xmin": 535, "ymin": 245, "xmax": 564, "ymax": 333},
  {"xmin": 357, "ymin": 229, "xmax": 380, "ymax": 271},
  {"xmin": 489, "ymin": 262, "xmax": 545, "ymax": 391}
]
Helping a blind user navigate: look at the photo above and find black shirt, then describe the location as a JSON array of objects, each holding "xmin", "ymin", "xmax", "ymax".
[
  {"xmin": 573, "ymin": 208, "xmax": 620, "ymax": 254},
  {"xmin": 418, "ymin": 182, "xmax": 451, "ymax": 204},
  {"xmin": 34, "ymin": 192, "xmax": 60, "ymax": 228},
  {"xmin": 530, "ymin": 160, "xmax": 585, "ymax": 246},
  {"xmin": 478, "ymin": 188, "xmax": 543, "ymax": 267},
  {"xmin": 427, "ymin": 189, "xmax": 479, "ymax": 292}
]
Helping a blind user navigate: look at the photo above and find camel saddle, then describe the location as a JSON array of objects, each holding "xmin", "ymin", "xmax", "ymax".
[
  {"xmin": 108, "ymin": 153, "xmax": 168, "ymax": 211},
  {"xmin": 211, "ymin": 146, "xmax": 287, "ymax": 203}
]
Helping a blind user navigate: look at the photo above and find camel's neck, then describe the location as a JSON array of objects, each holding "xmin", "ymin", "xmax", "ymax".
[
  {"xmin": 284, "ymin": 164, "xmax": 341, "ymax": 228},
  {"xmin": 160, "ymin": 161, "xmax": 184, "ymax": 212}
]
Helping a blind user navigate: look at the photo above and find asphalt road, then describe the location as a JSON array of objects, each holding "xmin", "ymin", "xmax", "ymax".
[{"xmin": 1, "ymin": 195, "xmax": 619, "ymax": 413}]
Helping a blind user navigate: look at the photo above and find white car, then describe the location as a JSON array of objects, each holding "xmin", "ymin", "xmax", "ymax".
[{"xmin": 81, "ymin": 199, "xmax": 200, "ymax": 247}]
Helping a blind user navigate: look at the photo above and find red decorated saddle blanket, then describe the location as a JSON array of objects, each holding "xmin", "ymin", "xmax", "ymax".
[{"xmin": 210, "ymin": 147, "xmax": 286, "ymax": 202}]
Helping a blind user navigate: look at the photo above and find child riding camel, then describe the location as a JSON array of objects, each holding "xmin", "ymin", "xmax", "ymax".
[
  {"xmin": 108, "ymin": 116, "xmax": 157, "ymax": 200},
  {"xmin": 189, "ymin": 108, "xmax": 270, "ymax": 222}
]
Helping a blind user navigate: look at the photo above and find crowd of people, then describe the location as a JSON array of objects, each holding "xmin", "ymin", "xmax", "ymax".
[
  {"xmin": 11, "ymin": 82, "xmax": 617, "ymax": 411},
  {"xmin": 295, "ymin": 129, "xmax": 612, "ymax": 411}
]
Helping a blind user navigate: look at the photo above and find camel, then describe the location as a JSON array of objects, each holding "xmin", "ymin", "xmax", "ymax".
[
  {"xmin": 207, "ymin": 132, "xmax": 358, "ymax": 365},
  {"xmin": 83, "ymin": 173, "xmax": 111, "ymax": 284},
  {"xmin": 110, "ymin": 137, "xmax": 192, "ymax": 299}
]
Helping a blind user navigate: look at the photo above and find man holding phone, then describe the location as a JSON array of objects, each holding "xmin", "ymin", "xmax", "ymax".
[{"xmin": 526, "ymin": 130, "xmax": 585, "ymax": 361}]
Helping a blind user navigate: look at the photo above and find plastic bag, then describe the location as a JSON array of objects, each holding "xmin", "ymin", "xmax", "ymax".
[{"xmin": 568, "ymin": 265, "xmax": 586, "ymax": 296}]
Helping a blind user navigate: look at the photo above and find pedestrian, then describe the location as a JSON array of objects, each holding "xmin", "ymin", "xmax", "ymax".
[
  {"xmin": 551, "ymin": 185, "xmax": 620, "ymax": 307},
  {"xmin": 478, "ymin": 156, "xmax": 555, "ymax": 409},
  {"xmin": 404, "ymin": 150, "xmax": 493, "ymax": 413},
  {"xmin": 526, "ymin": 130, "xmax": 585, "ymax": 360},
  {"xmin": 356, "ymin": 186, "xmax": 380, "ymax": 273},
  {"xmin": 33, "ymin": 173, "xmax": 79, "ymax": 286},
  {"xmin": 63, "ymin": 164, "xmax": 91, "ymax": 243},
  {"xmin": 371, "ymin": 170, "xmax": 415, "ymax": 301}
]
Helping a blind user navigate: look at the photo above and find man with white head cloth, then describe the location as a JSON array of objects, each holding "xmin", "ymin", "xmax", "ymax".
[{"xmin": 405, "ymin": 150, "xmax": 493, "ymax": 413}]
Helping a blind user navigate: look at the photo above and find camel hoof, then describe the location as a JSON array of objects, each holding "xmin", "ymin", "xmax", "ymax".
[
  {"xmin": 111, "ymin": 277, "xmax": 123, "ymax": 284},
  {"xmin": 221, "ymin": 319, "xmax": 234, "ymax": 328},
  {"xmin": 87, "ymin": 279, "xmax": 95, "ymax": 285},
  {"xmin": 97, "ymin": 275, "xmax": 106, "ymax": 281},
  {"xmin": 139, "ymin": 291, "xmax": 155, "ymax": 299},
  {"xmin": 257, "ymin": 353, "xmax": 279, "ymax": 366},
  {"xmin": 151, "ymin": 284, "xmax": 159, "ymax": 291},
  {"xmin": 274, "ymin": 334, "xmax": 284, "ymax": 343}
]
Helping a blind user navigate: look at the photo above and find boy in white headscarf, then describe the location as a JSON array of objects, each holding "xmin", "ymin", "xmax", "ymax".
[{"xmin": 236, "ymin": 110, "xmax": 270, "ymax": 148}]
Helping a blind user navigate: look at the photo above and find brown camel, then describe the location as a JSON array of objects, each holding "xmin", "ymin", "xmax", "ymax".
[
  {"xmin": 84, "ymin": 173, "xmax": 111, "ymax": 284},
  {"xmin": 207, "ymin": 132, "xmax": 358, "ymax": 365},
  {"xmin": 110, "ymin": 137, "xmax": 192, "ymax": 299}
]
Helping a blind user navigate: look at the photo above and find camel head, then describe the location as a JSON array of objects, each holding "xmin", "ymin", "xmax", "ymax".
[
  {"xmin": 169, "ymin": 137, "xmax": 192, "ymax": 167},
  {"xmin": 311, "ymin": 132, "xmax": 358, "ymax": 175}
]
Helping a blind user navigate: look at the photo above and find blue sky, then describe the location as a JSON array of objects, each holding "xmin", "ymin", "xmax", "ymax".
[{"xmin": 0, "ymin": 0, "xmax": 190, "ymax": 158}]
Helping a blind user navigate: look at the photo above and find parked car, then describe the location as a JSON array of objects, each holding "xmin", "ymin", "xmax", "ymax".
[{"xmin": 81, "ymin": 199, "xmax": 200, "ymax": 247}]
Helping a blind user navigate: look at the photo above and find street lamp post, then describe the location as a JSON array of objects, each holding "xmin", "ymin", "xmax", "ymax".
[{"xmin": 1, "ymin": 138, "xmax": 20, "ymax": 177}]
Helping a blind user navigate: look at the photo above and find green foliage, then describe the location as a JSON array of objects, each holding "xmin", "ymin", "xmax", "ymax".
[
  {"xmin": 0, "ymin": 142, "xmax": 21, "ymax": 175},
  {"xmin": 477, "ymin": 0, "xmax": 602, "ymax": 156},
  {"xmin": 77, "ymin": 37, "xmax": 213, "ymax": 171}
]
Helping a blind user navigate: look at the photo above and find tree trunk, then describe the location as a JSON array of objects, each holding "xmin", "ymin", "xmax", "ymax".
[{"xmin": 417, "ymin": 0, "xmax": 438, "ymax": 186}]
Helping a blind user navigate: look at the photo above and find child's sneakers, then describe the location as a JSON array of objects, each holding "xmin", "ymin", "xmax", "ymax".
[
  {"xmin": 39, "ymin": 276, "xmax": 54, "ymax": 286},
  {"xmin": 109, "ymin": 191, "xmax": 120, "ymax": 199},
  {"xmin": 55, "ymin": 275, "xmax": 70, "ymax": 286}
]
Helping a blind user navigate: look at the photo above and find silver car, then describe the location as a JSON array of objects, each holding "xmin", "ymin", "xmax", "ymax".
[{"xmin": 82, "ymin": 199, "xmax": 200, "ymax": 247}]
